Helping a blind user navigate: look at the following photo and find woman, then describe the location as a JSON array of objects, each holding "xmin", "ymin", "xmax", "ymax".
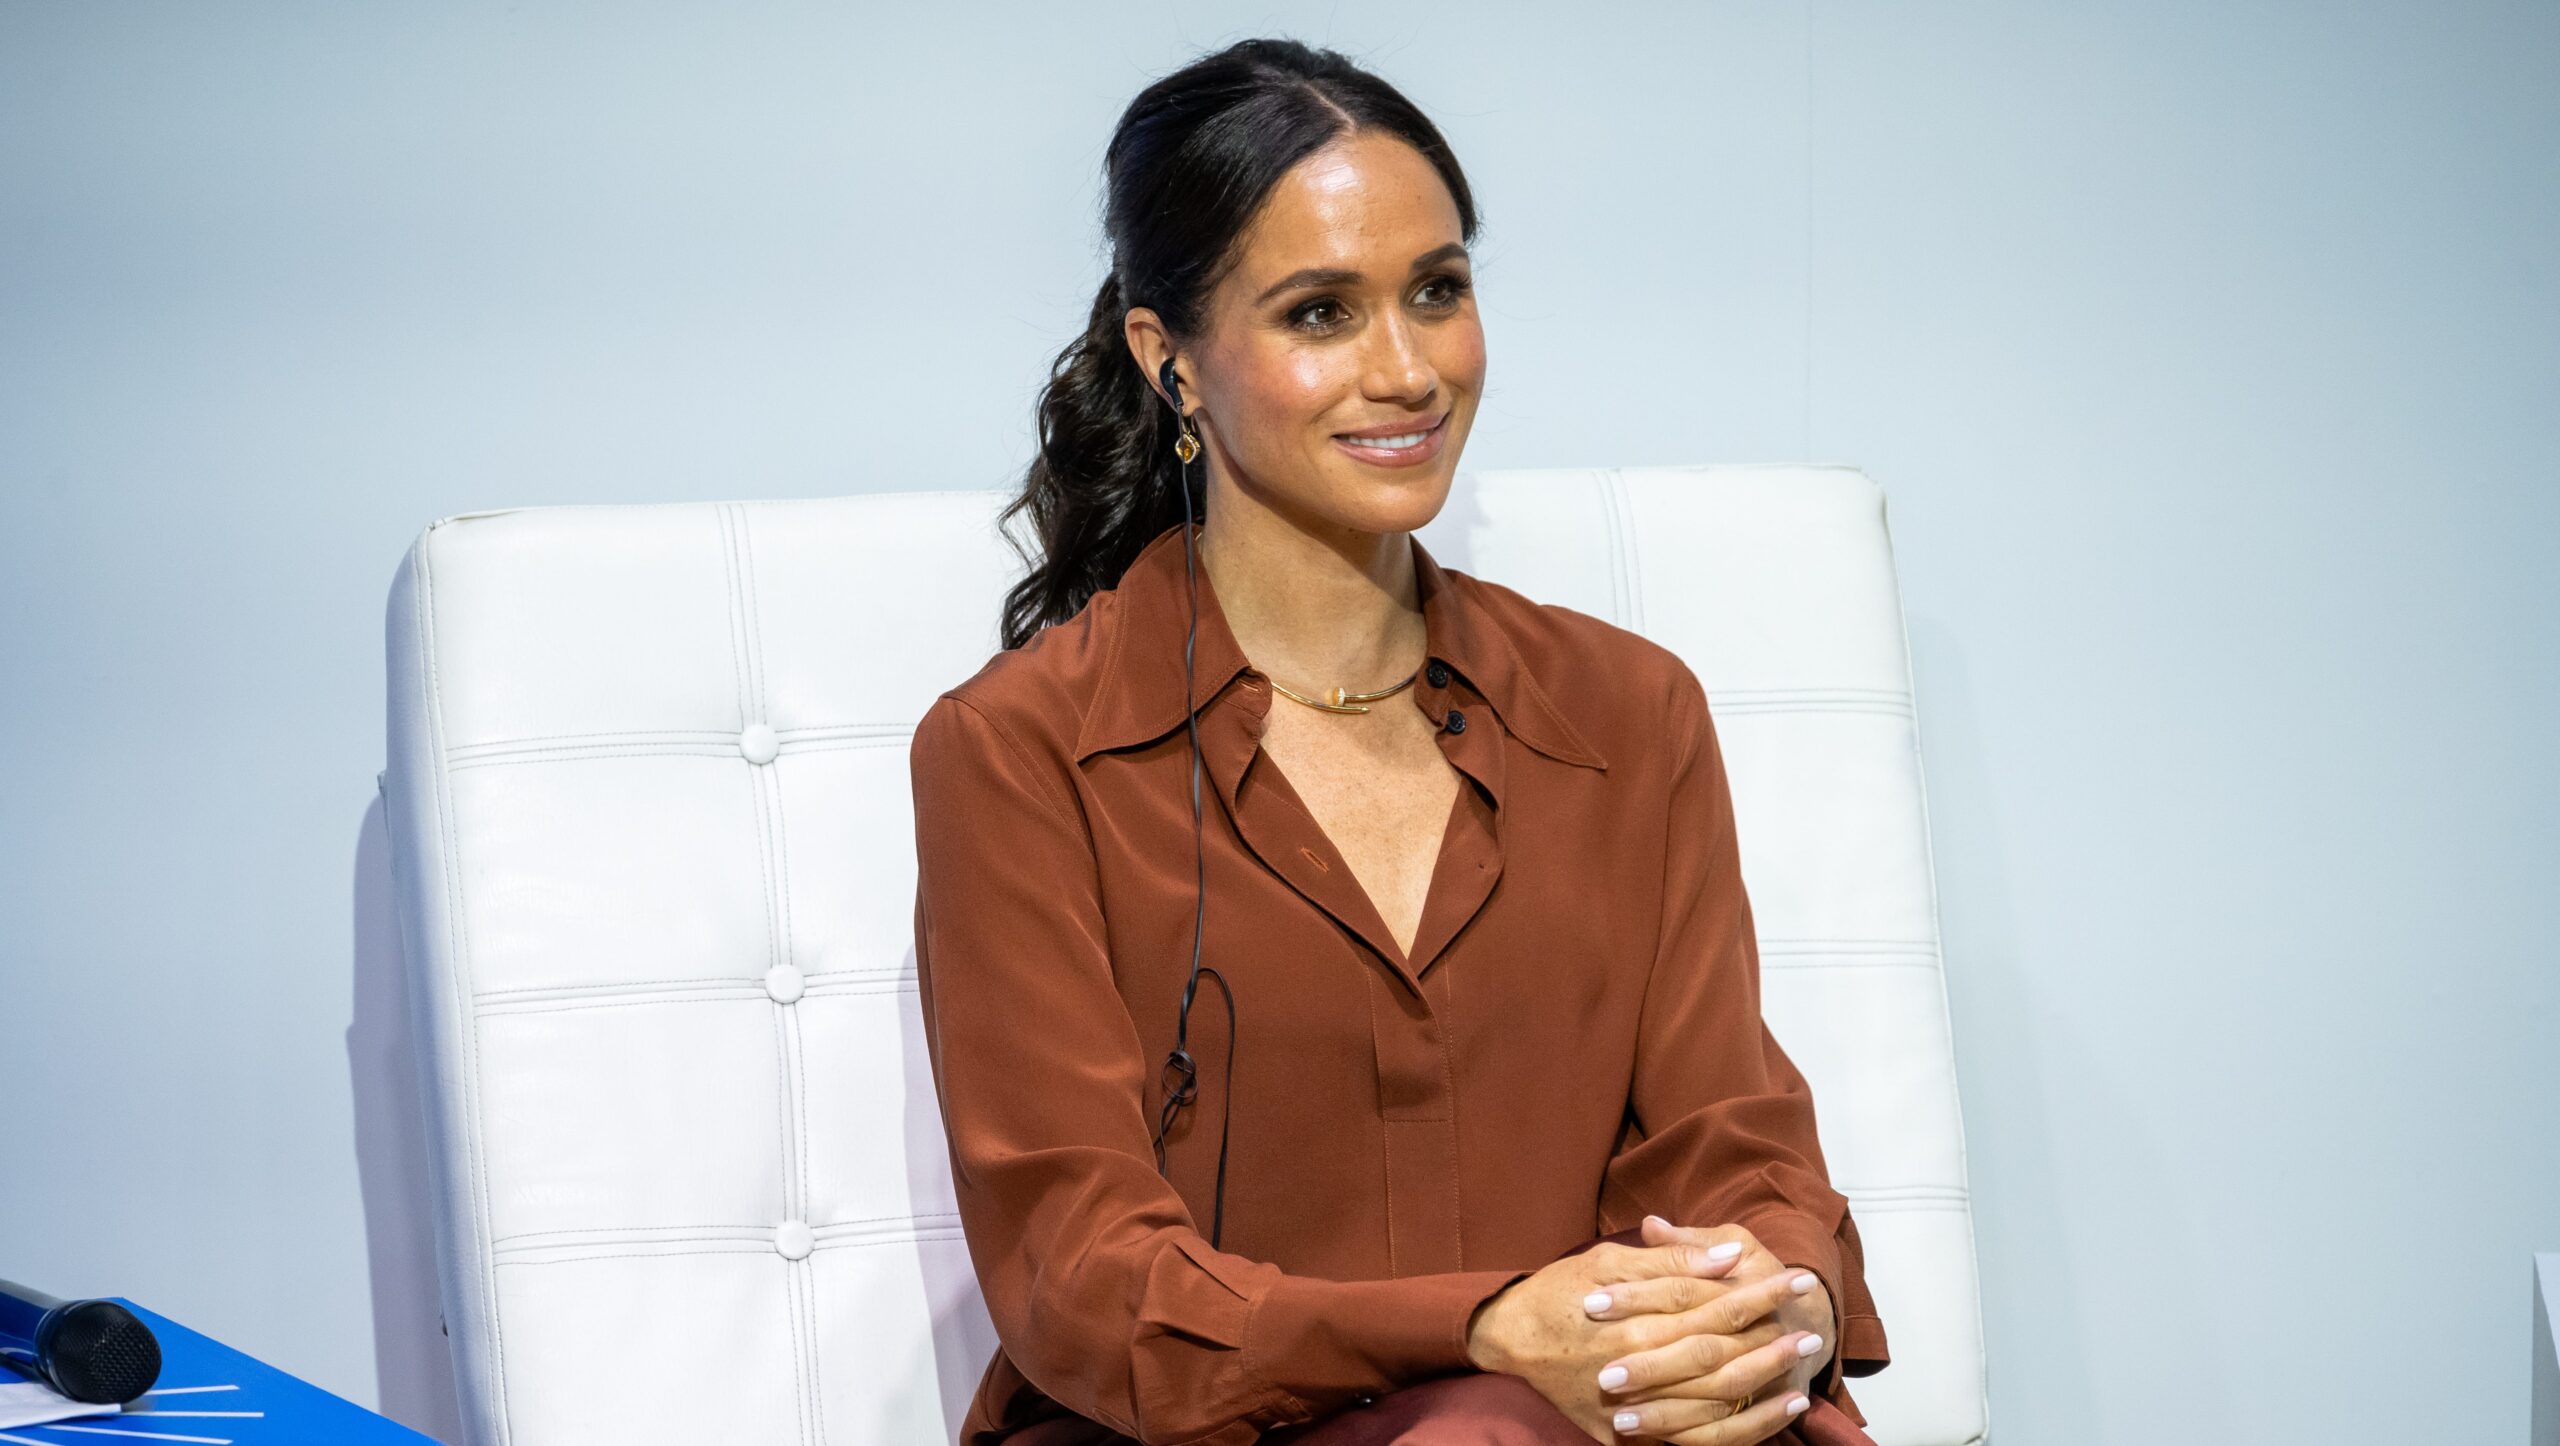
[{"xmin": 909, "ymin": 38, "xmax": 1890, "ymax": 1446}]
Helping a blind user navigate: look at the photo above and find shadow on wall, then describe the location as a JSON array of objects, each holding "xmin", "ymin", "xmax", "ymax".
[
  {"xmin": 1903, "ymin": 611, "xmax": 2090, "ymax": 1443},
  {"xmin": 351, "ymin": 790, "xmax": 467, "ymax": 1444}
]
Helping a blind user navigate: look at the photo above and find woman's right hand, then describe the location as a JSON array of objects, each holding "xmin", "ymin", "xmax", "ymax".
[{"xmin": 1463, "ymin": 1241, "xmax": 1817, "ymax": 1443}]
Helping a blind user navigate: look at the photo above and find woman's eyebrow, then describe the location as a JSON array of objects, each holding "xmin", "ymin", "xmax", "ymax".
[{"xmin": 1251, "ymin": 242, "xmax": 1472, "ymax": 305}]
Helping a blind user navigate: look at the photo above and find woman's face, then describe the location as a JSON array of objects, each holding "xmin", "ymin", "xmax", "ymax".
[{"xmin": 1179, "ymin": 130, "xmax": 1484, "ymax": 540}]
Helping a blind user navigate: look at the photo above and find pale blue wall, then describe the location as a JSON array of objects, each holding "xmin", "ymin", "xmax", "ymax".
[{"xmin": 2, "ymin": 4, "xmax": 2552, "ymax": 1443}]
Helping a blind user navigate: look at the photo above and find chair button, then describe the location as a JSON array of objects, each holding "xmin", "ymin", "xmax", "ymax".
[
  {"xmin": 765, "ymin": 964, "xmax": 804, "ymax": 1005},
  {"xmin": 739, "ymin": 723, "xmax": 779, "ymax": 765},
  {"xmin": 1444, "ymin": 709, "xmax": 1467, "ymax": 734},
  {"xmin": 775, "ymin": 1220, "xmax": 815, "ymax": 1261},
  {"xmin": 1425, "ymin": 661, "xmax": 1450, "ymax": 688}
]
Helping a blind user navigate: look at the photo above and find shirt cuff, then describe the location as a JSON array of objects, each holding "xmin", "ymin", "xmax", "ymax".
[{"xmin": 1243, "ymin": 1267, "xmax": 1532, "ymax": 1421}]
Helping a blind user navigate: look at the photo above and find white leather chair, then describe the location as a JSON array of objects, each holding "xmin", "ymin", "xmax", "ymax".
[{"xmin": 381, "ymin": 465, "xmax": 1990, "ymax": 1446}]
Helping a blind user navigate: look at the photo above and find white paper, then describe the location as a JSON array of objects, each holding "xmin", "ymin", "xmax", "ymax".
[{"xmin": 0, "ymin": 1378, "xmax": 124, "ymax": 1430}]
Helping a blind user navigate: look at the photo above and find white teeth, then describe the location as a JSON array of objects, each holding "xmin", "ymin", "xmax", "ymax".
[{"xmin": 1345, "ymin": 431, "xmax": 1428, "ymax": 449}]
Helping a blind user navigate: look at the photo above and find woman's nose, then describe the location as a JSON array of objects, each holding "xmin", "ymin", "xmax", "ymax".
[{"xmin": 1361, "ymin": 313, "xmax": 1437, "ymax": 403}]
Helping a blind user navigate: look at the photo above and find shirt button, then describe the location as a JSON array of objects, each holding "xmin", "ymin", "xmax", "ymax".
[
  {"xmin": 1426, "ymin": 661, "xmax": 1451, "ymax": 688},
  {"xmin": 1444, "ymin": 709, "xmax": 1467, "ymax": 734}
]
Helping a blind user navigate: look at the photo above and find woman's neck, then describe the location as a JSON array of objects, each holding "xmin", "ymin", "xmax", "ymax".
[{"xmin": 1197, "ymin": 477, "xmax": 1425, "ymax": 696}]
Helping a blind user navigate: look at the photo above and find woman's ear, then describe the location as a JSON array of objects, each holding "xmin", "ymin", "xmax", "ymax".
[{"xmin": 1122, "ymin": 306, "xmax": 1183, "ymax": 412}]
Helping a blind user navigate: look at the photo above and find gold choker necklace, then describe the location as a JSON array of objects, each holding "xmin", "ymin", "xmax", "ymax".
[{"xmin": 1266, "ymin": 672, "xmax": 1418, "ymax": 714}]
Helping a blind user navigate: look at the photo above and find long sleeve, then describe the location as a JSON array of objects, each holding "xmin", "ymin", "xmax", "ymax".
[
  {"xmin": 1596, "ymin": 667, "xmax": 1892, "ymax": 1421},
  {"xmin": 909, "ymin": 694, "xmax": 1532, "ymax": 1446}
]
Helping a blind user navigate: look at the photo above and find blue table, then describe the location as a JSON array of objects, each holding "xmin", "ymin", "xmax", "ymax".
[{"xmin": 0, "ymin": 1301, "xmax": 435, "ymax": 1446}]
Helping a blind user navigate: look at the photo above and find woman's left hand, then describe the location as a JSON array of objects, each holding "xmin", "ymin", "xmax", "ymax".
[{"xmin": 1577, "ymin": 1215, "xmax": 1837, "ymax": 1443}]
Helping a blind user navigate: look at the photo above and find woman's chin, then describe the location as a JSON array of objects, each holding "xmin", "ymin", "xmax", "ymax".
[
  {"xmin": 1326, "ymin": 479, "xmax": 1455, "ymax": 538},
  {"xmin": 1312, "ymin": 457, "xmax": 1462, "ymax": 536}
]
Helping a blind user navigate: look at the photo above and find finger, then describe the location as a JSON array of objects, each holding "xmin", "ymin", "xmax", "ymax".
[
  {"xmin": 1610, "ymin": 1329, "xmax": 1824, "ymax": 1409},
  {"xmin": 1677, "ymin": 1263, "xmax": 1819, "ymax": 1337},
  {"xmin": 1583, "ymin": 1269, "xmax": 1721, "ymax": 1321},
  {"xmin": 1585, "ymin": 1238, "xmax": 1745, "ymax": 1287},
  {"xmin": 1594, "ymin": 1318, "xmax": 1733, "ymax": 1398},
  {"xmin": 1653, "ymin": 1387, "xmax": 1812, "ymax": 1446},
  {"xmin": 1597, "ymin": 1310, "xmax": 1779, "ymax": 1369},
  {"xmin": 1639, "ymin": 1215, "xmax": 1764, "ymax": 1261},
  {"xmin": 1605, "ymin": 1387, "xmax": 1749, "ymax": 1442},
  {"xmin": 1596, "ymin": 1272, "xmax": 1814, "ymax": 1394}
]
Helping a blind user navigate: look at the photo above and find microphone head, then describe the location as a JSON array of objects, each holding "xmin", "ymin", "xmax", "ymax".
[{"xmin": 36, "ymin": 1300, "xmax": 161, "ymax": 1404}]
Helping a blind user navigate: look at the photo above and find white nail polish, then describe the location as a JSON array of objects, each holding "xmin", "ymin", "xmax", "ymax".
[
  {"xmin": 1614, "ymin": 1411, "xmax": 1640, "ymax": 1431},
  {"xmin": 1707, "ymin": 1241, "xmax": 1741, "ymax": 1261},
  {"xmin": 1796, "ymin": 1335, "xmax": 1824, "ymax": 1357},
  {"xmin": 1583, "ymin": 1291, "xmax": 1612, "ymax": 1315},
  {"xmin": 1597, "ymin": 1365, "xmax": 1628, "ymax": 1389},
  {"xmin": 1786, "ymin": 1395, "xmax": 1809, "ymax": 1416},
  {"xmin": 1789, "ymin": 1271, "xmax": 1818, "ymax": 1293}
]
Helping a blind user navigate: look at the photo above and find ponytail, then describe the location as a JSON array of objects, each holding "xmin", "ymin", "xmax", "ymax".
[{"xmin": 996, "ymin": 272, "xmax": 1198, "ymax": 651}]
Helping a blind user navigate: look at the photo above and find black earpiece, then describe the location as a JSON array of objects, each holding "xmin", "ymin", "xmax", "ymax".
[{"xmin": 1158, "ymin": 356, "xmax": 1184, "ymax": 411}]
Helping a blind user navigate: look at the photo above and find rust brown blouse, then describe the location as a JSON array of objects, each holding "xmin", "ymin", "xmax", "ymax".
[{"xmin": 909, "ymin": 522, "xmax": 1890, "ymax": 1446}]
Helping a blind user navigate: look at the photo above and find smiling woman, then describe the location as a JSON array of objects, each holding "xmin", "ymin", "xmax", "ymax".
[
  {"xmin": 994, "ymin": 43, "xmax": 1489, "ymax": 654},
  {"xmin": 915, "ymin": 36, "xmax": 1888, "ymax": 1446},
  {"xmin": 1141, "ymin": 133, "xmax": 1475, "ymax": 508}
]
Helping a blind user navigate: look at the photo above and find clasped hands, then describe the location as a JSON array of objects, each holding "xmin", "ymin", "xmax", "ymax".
[{"xmin": 1463, "ymin": 1216, "xmax": 1835, "ymax": 1445}]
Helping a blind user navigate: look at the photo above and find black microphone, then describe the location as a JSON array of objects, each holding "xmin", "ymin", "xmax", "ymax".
[
  {"xmin": 0, "ymin": 1279, "xmax": 162, "ymax": 1405},
  {"xmin": 1147, "ymin": 352, "xmax": 1238, "ymax": 1249}
]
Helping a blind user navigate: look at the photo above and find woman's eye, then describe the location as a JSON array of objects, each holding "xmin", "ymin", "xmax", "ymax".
[
  {"xmin": 1416, "ymin": 274, "xmax": 1474, "ymax": 309},
  {"xmin": 1290, "ymin": 298, "xmax": 1349, "ymax": 332}
]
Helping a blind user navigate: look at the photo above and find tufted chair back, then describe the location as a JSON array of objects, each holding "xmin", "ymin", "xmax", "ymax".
[{"xmin": 381, "ymin": 466, "xmax": 1989, "ymax": 1446}]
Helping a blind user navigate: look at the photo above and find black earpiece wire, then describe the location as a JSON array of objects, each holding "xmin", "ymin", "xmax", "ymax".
[{"xmin": 1149, "ymin": 357, "xmax": 1237, "ymax": 1248}]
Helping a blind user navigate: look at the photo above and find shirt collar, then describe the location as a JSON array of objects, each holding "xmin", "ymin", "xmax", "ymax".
[{"xmin": 1071, "ymin": 522, "xmax": 1609, "ymax": 771}]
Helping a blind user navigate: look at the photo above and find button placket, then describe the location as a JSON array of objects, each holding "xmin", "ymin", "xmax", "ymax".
[{"xmin": 1367, "ymin": 963, "xmax": 1465, "ymax": 1275}]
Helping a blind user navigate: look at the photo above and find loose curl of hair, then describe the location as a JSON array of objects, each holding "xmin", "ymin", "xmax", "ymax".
[{"xmin": 995, "ymin": 37, "xmax": 1479, "ymax": 649}]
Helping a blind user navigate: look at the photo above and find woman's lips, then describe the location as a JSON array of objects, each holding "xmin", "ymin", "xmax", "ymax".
[{"xmin": 1331, "ymin": 413, "xmax": 1449, "ymax": 468}]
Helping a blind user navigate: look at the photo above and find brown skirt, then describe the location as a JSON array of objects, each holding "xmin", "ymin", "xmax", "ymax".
[
  {"xmin": 1264, "ymin": 1369, "xmax": 1875, "ymax": 1445},
  {"xmin": 1006, "ymin": 1369, "xmax": 1873, "ymax": 1446},
  {"xmin": 998, "ymin": 1228, "xmax": 1880, "ymax": 1446}
]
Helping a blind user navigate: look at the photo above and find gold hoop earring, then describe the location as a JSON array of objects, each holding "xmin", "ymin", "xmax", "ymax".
[{"xmin": 1172, "ymin": 416, "xmax": 1201, "ymax": 465}]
